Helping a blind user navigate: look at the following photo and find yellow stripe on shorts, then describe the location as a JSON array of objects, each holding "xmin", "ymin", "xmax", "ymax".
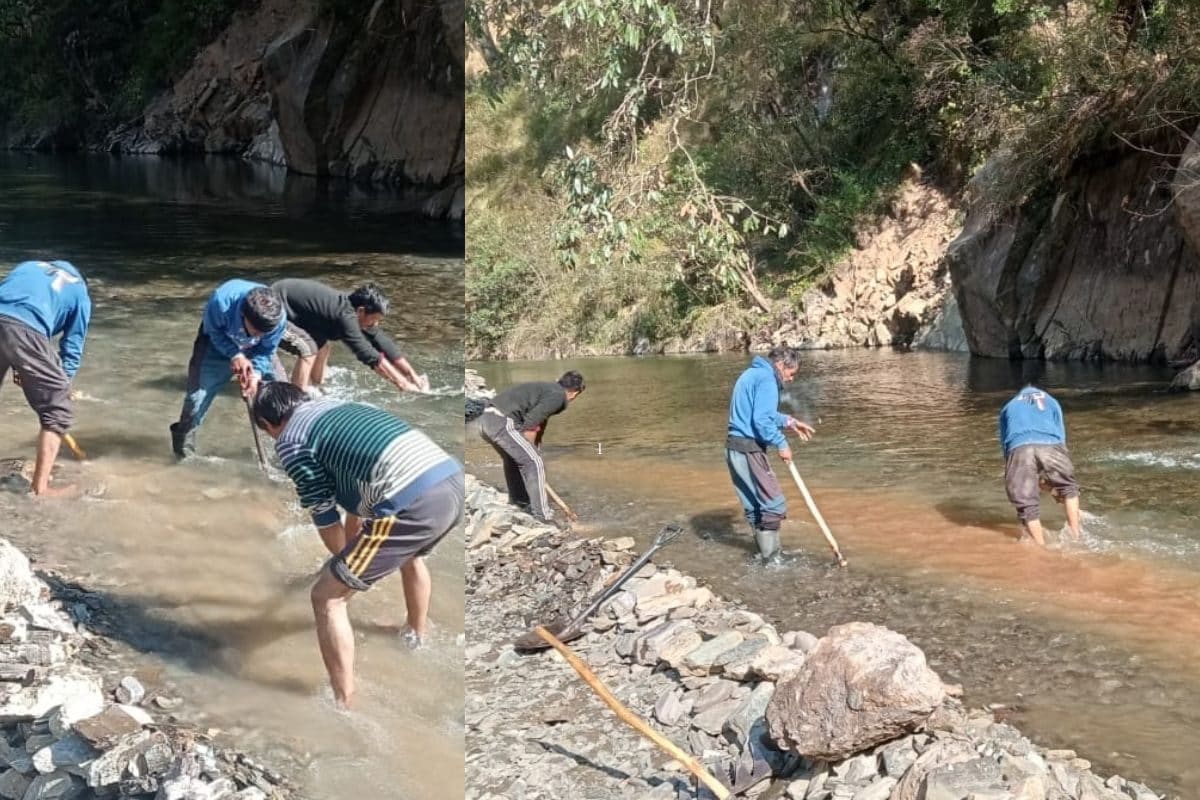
[
  {"xmin": 345, "ymin": 518, "xmax": 386, "ymax": 574},
  {"xmin": 349, "ymin": 517, "xmax": 395, "ymax": 576}
]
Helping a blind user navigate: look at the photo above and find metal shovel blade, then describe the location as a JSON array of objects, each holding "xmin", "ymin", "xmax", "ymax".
[{"xmin": 513, "ymin": 524, "xmax": 684, "ymax": 653}]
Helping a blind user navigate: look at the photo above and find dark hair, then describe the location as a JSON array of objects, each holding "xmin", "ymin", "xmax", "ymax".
[
  {"xmin": 243, "ymin": 287, "xmax": 284, "ymax": 332},
  {"xmin": 558, "ymin": 371, "xmax": 586, "ymax": 393},
  {"xmin": 348, "ymin": 283, "xmax": 389, "ymax": 315},
  {"xmin": 768, "ymin": 345, "xmax": 800, "ymax": 370},
  {"xmin": 253, "ymin": 382, "xmax": 309, "ymax": 429}
]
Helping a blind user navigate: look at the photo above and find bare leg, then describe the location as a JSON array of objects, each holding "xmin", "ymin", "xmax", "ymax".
[
  {"xmin": 1021, "ymin": 518, "xmax": 1047, "ymax": 548},
  {"xmin": 310, "ymin": 570, "xmax": 358, "ymax": 708},
  {"xmin": 1064, "ymin": 496, "xmax": 1082, "ymax": 541},
  {"xmin": 310, "ymin": 344, "xmax": 332, "ymax": 387},
  {"xmin": 400, "ymin": 557, "xmax": 432, "ymax": 641},
  {"xmin": 290, "ymin": 355, "xmax": 316, "ymax": 390},
  {"xmin": 31, "ymin": 429, "xmax": 74, "ymax": 497}
]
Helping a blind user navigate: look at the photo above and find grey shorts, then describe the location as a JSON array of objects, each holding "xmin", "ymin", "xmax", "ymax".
[
  {"xmin": 0, "ymin": 316, "xmax": 72, "ymax": 433},
  {"xmin": 1005, "ymin": 444, "xmax": 1079, "ymax": 522},
  {"xmin": 329, "ymin": 472, "xmax": 464, "ymax": 591},
  {"xmin": 278, "ymin": 322, "xmax": 319, "ymax": 359}
]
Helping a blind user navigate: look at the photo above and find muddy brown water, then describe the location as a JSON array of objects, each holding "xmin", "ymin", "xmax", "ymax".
[
  {"xmin": 469, "ymin": 351, "xmax": 1200, "ymax": 798},
  {"xmin": 0, "ymin": 153, "xmax": 464, "ymax": 800}
]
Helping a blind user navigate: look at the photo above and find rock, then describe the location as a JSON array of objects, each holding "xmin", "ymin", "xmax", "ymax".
[
  {"xmin": 723, "ymin": 683, "xmax": 775, "ymax": 749},
  {"xmin": 15, "ymin": 606, "xmax": 72, "ymax": 637},
  {"xmin": 602, "ymin": 537, "xmax": 636, "ymax": 551},
  {"xmin": 0, "ymin": 677, "xmax": 103, "ymax": 725},
  {"xmin": 691, "ymin": 697, "xmax": 743, "ymax": 736},
  {"xmin": 852, "ymin": 777, "xmax": 897, "ymax": 800},
  {"xmin": 786, "ymin": 778, "xmax": 810, "ymax": 799},
  {"xmin": 1011, "ymin": 775, "xmax": 1047, "ymax": 800},
  {"xmin": 766, "ymin": 623, "xmax": 946, "ymax": 760},
  {"xmin": 21, "ymin": 772, "xmax": 84, "ymax": 800},
  {"xmin": 834, "ymin": 752, "xmax": 879, "ymax": 784},
  {"xmin": 114, "ymin": 677, "xmax": 145, "ymax": 706},
  {"xmin": 0, "ymin": 739, "xmax": 32, "ymax": 773},
  {"xmin": 921, "ymin": 757, "xmax": 1006, "ymax": 800},
  {"xmin": 691, "ymin": 680, "xmax": 738, "ymax": 714},
  {"xmin": 155, "ymin": 773, "xmax": 211, "ymax": 800},
  {"xmin": 30, "ymin": 735, "xmax": 96, "ymax": 775},
  {"xmin": 789, "ymin": 631, "xmax": 820, "ymax": 653},
  {"xmin": 82, "ymin": 731, "xmax": 151, "ymax": 789},
  {"xmin": 634, "ymin": 622, "xmax": 702, "ymax": 667},
  {"xmin": 713, "ymin": 637, "xmax": 771, "ymax": 675},
  {"xmin": 654, "ymin": 689, "xmax": 688, "ymax": 727},
  {"xmin": 635, "ymin": 587, "xmax": 713, "ymax": 623},
  {"xmin": 748, "ymin": 645, "xmax": 805, "ymax": 682},
  {"xmin": 891, "ymin": 736, "xmax": 978, "ymax": 800},
  {"xmin": 680, "ymin": 632, "xmax": 744, "ymax": 677},
  {"xmin": 73, "ymin": 706, "xmax": 150, "ymax": 750},
  {"xmin": 0, "ymin": 544, "xmax": 43, "ymax": 612},
  {"xmin": 879, "ymin": 738, "xmax": 918, "ymax": 777},
  {"xmin": 1122, "ymin": 782, "xmax": 1159, "ymax": 800},
  {"xmin": 0, "ymin": 770, "xmax": 29, "ymax": 800},
  {"xmin": 43, "ymin": 689, "xmax": 105, "ymax": 739}
]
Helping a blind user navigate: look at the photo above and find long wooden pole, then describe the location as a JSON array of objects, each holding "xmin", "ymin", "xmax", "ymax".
[
  {"xmin": 545, "ymin": 483, "xmax": 579, "ymax": 522},
  {"xmin": 61, "ymin": 434, "xmax": 86, "ymax": 461},
  {"xmin": 244, "ymin": 398, "xmax": 268, "ymax": 472},
  {"xmin": 786, "ymin": 461, "xmax": 848, "ymax": 567},
  {"xmin": 534, "ymin": 625, "xmax": 731, "ymax": 799}
]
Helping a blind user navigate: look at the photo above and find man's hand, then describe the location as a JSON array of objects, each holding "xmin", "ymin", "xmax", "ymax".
[
  {"xmin": 787, "ymin": 418, "xmax": 815, "ymax": 441},
  {"xmin": 231, "ymin": 354, "xmax": 253, "ymax": 382},
  {"xmin": 12, "ymin": 371, "xmax": 21, "ymax": 387},
  {"xmin": 778, "ymin": 447, "xmax": 793, "ymax": 463},
  {"xmin": 522, "ymin": 429, "xmax": 539, "ymax": 445}
]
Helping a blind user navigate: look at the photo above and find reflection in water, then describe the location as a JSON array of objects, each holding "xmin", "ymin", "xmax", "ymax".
[
  {"xmin": 469, "ymin": 351, "xmax": 1200, "ymax": 797},
  {"xmin": 0, "ymin": 155, "xmax": 463, "ymax": 800}
]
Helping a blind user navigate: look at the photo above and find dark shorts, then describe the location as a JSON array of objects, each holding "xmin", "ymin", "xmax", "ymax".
[
  {"xmin": 329, "ymin": 473, "xmax": 464, "ymax": 591},
  {"xmin": 1005, "ymin": 443, "xmax": 1079, "ymax": 522},
  {"xmin": 278, "ymin": 322, "xmax": 319, "ymax": 359},
  {"xmin": 0, "ymin": 316, "xmax": 72, "ymax": 433}
]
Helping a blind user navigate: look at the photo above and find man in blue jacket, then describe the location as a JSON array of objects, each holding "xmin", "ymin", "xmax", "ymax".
[
  {"xmin": 170, "ymin": 280, "xmax": 285, "ymax": 458},
  {"xmin": 0, "ymin": 260, "xmax": 91, "ymax": 496},
  {"xmin": 999, "ymin": 385, "xmax": 1082, "ymax": 547},
  {"xmin": 726, "ymin": 346, "xmax": 815, "ymax": 560}
]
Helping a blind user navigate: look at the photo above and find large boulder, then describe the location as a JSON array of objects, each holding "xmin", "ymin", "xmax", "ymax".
[{"xmin": 765, "ymin": 622, "xmax": 946, "ymax": 760}]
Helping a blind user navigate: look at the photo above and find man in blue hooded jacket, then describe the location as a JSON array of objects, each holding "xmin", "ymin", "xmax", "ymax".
[
  {"xmin": 726, "ymin": 346, "xmax": 815, "ymax": 560},
  {"xmin": 0, "ymin": 260, "xmax": 91, "ymax": 496},
  {"xmin": 170, "ymin": 279, "xmax": 285, "ymax": 458}
]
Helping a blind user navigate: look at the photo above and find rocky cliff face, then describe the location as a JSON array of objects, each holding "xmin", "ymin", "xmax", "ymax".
[
  {"xmin": 768, "ymin": 178, "xmax": 968, "ymax": 354},
  {"xmin": 947, "ymin": 146, "xmax": 1200, "ymax": 362},
  {"xmin": 103, "ymin": 0, "xmax": 464, "ymax": 218}
]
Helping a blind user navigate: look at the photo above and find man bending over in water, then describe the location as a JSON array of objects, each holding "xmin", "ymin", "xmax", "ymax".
[
  {"xmin": 254, "ymin": 383, "xmax": 462, "ymax": 707},
  {"xmin": 999, "ymin": 385, "xmax": 1082, "ymax": 547}
]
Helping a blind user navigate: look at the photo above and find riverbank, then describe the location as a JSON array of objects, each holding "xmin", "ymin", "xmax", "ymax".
[
  {"xmin": 0, "ymin": 537, "xmax": 296, "ymax": 800},
  {"xmin": 464, "ymin": 474, "xmax": 1170, "ymax": 800}
]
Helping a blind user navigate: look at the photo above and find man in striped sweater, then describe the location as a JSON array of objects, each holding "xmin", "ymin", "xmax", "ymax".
[{"xmin": 253, "ymin": 383, "xmax": 463, "ymax": 707}]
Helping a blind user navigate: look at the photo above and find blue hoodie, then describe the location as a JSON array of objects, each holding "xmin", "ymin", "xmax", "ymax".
[
  {"xmin": 201, "ymin": 279, "xmax": 285, "ymax": 376},
  {"xmin": 0, "ymin": 260, "xmax": 91, "ymax": 379},
  {"xmin": 998, "ymin": 385, "xmax": 1065, "ymax": 456},
  {"xmin": 728, "ymin": 356, "xmax": 794, "ymax": 450}
]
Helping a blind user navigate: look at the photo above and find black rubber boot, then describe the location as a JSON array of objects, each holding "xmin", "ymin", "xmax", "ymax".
[
  {"xmin": 754, "ymin": 528, "xmax": 782, "ymax": 562},
  {"xmin": 170, "ymin": 422, "xmax": 196, "ymax": 459}
]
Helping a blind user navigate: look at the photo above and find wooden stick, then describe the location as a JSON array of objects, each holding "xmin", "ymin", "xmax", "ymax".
[
  {"xmin": 534, "ymin": 625, "xmax": 731, "ymax": 799},
  {"xmin": 545, "ymin": 483, "xmax": 579, "ymax": 522},
  {"xmin": 244, "ymin": 398, "xmax": 268, "ymax": 471},
  {"xmin": 62, "ymin": 434, "xmax": 86, "ymax": 460},
  {"xmin": 786, "ymin": 462, "xmax": 848, "ymax": 567}
]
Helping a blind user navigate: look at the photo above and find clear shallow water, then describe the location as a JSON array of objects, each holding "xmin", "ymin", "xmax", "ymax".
[
  {"xmin": 0, "ymin": 153, "xmax": 464, "ymax": 800},
  {"xmin": 469, "ymin": 350, "xmax": 1200, "ymax": 798}
]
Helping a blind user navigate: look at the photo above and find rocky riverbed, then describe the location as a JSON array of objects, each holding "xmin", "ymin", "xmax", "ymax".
[
  {"xmin": 463, "ymin": 475, "xmax": 1171, "ymax": 800},
  {"xmin": 0, "ymin": 538, "xmax": 296, "ymax": 800}
]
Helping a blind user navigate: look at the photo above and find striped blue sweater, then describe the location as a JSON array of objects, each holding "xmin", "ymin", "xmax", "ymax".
[{"xmin": 276, "ymin": 399, "xmax": 460, "ymax": 528}]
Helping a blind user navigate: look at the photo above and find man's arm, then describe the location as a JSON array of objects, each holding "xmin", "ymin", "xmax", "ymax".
[
  {"xmin": 750, "ymin": 375, "xmax": 788, "ymax": 449},
  {"xmin": 247, "ymin": 321, "xmax": 286, "ymax": 377},
  {"xmin": 59, "ymin": 295, "xmax": 91, "ymax": 380},
  {"xmin": 280, "ymin": 444, "xmax": 340, "ymax": 531},
  {"xmin": 201, "ymin": 290, "xmax": 242, "ymax": 360}
]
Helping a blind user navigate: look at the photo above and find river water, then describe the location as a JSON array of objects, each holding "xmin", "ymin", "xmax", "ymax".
[
  {"xmin": 0, "ymin": 153, "xmax": 464, "ymax": 800},
  {"xmin": 468, "ymin": 351, "xmax": 1200, "ymax": 799}
]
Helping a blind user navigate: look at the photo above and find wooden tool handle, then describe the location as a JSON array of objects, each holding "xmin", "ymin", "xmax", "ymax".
[
  {"xmin": 787, "ymin": 462, "xmax": 847, "ymax": 566},
  {"xmin": 534, "ymin": 625, "xmax": 731, "ymax": 799}
]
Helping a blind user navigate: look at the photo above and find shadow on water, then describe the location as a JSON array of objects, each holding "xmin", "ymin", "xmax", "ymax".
[
  {"xmin": 689, "ymin": 508, "xmax": 754, "ymax": 556},
  {"xmin": 933, "ymin": 499, "xmax": 1021, "ymax": 540}
]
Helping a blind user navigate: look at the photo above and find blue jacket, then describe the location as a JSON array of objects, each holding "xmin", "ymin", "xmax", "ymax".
[
  {"xmin": 201, "ymin": 279, "xmax": 285, "ymax": 375},
  {"xmin": 999, "ymin": 385, "xmax": 1065, "ymax": 456},
  {"xmin": 728, "ymin": 356, "xmax": 793, "ymax": 450},
  {"xmin": 0, "ymin": 260, "xmax": 91, "ymax": 379}
]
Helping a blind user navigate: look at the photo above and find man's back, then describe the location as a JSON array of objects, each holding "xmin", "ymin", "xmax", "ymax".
[
  {"xmin": 273, "ymin": 279, "xmax": 347, "ymax": 341},
  {"xmin": 0, "ymin": 261, "xmax": 89, "ymax": 339},
  {"xmin": 491, "ymin": 382, "xmax": 567, "ymax": 429},
  {"xmin": 278, "ymin": 399, "xmax": 457, "ymax": 516},
  {"xmin": 999, "ymin": 386, "xmax": 1065, "ymax": 455}
]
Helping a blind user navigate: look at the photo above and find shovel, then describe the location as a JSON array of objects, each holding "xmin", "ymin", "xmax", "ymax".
[{"xmin": 513, "ymin": 523, "xmax": 684, "ymax": 652}]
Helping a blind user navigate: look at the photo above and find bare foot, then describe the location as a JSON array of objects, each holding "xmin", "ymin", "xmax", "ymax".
[
  {"xmin": 399, "ymin": 625, "xmax": 424, "ymax": 649},
  {"xmin": 31, "ymin": 484, "xmax": 79, "ymax": 498}
]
